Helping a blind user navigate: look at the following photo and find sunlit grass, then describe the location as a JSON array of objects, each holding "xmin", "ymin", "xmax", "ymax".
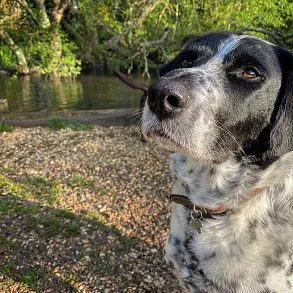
[
  {"xmin": 48, "ymin": 117, "xmax": 94, "ymax": 131},
  {"xmin": 0, "ymin": 175, "xmax": 61, "ymax": 205},
  {"xmin": 0, "ymin": 122, "xmax": 15, "ymax": 132}
]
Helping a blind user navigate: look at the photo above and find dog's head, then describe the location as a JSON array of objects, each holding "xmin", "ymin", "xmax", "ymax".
[{"xmin": 142, "ymin": 32, "xmax": 293, "ymax": 166}]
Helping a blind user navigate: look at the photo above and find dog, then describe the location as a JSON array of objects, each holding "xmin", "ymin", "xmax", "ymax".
[{"xmin": 141, "ymin": 32, "xmax": 293, "ymax": 293}]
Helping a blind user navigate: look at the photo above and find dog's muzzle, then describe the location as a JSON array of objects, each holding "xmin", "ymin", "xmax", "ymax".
[{"xmin": 147, "ymin": 78, "xmax": 190, "ymax": 120}]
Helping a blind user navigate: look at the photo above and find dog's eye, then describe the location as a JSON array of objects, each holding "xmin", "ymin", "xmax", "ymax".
[
  {"xmin": 181, "ymin": 60, "xmax": 193, "ymax": 68},
  {"xmin": 242, "ymin": 68, "xmax": 258, "ymax": 79}
]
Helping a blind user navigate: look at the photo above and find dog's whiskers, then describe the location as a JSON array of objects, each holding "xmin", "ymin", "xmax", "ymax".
[{"xmin": 214, "ymin": 120, "xmax": 248, "ymax": 158}]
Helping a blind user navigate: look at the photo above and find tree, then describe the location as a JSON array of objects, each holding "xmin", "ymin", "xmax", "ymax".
[
  {"xmin": 0, "ymin": 0, "xmax": 29, "ymax": 74},
  {"xmin": 0, "ymin": 0, "xmax": 80, "ymax": 77},
  {"xmin": 1, "ymin": 0, "xmax": 293, "ymax": 77}
]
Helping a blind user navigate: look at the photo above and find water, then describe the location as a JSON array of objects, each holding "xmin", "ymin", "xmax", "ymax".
[{"xmin": 0, "ymin": 73, "xmax": 152, "ymax": 119}]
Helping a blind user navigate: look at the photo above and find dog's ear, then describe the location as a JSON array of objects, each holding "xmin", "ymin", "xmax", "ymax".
[
  {"xmin": 246, "ymin": 47, "xmax": 293, "ymax": 165},
  {"xmin": 159, "ymin": 60, "xmax": 177, "ymax": 76},
  {"xmin": 268, "ymin": 47, "xmax": 293, "ymax": 159},
  {"xmin": 159, "ymin": 34, "xmax": 205, "ymax": 77}
]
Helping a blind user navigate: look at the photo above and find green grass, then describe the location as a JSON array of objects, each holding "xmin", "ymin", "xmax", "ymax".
[
  {"xmin": 0, "ymin": 122, "xmax": 15, "ymax": 132},
  {"xmin": 27, "ymin": 213, "xmax": 80, "ymax": 238},
  {"xmin": 0, "ymin": 235, "xmax": 19, "ymax": 250},
  {"xmin": 22, "ymin": 177, "xmax": 62, "ymax": 204},
  {"xmin": 68, "ymin": 176, "xmax": 93, "ymax": 187},
  {"xmin": 23, "ymin": 177, "xmax": 48, "ymax": 186},
  {"xmin": 48, "ymin": 117, "xmax": 94, "ymax": 131},
  {"xmin": 0, "ymin": 197, "xmax": 40, "ymax": 216},
  {"xmin": 20, "ymin": 270, "xmax": 38, "ymax": 290},
  {"xmin": 63, "ymin": 223, "xmax": 80, "ymax": 237},
  {"xmin": 42, "ymin": 217, "xmax": 61, "ymax": 238},
  {"xmin": 22, "ymin": 204, "xmax": 40, "ymax": 215},
  {"xmin": 0, "ymin": 175, "xmax": 30, "ymax": 199},
  {"xmin": 0, "ymin": 174, "xmax": 80, "ymax": 239},
  {"xmin": 27, "ymin": 216, "xmax": 61, "ymax": 238},
  {"xmin": 85, "ymin": 209, "xmax": 105, "ymax": 224},
  {"xmin": 0, "ymin": 175, "xmax": 62, "ymax": 205},
  {"xmin": 62, "ymin": 273, "xmax": 80, "ymax": 290},
  {"xmin": 55, "ymin": 208, "xmax": 76, "ymax": 219},
  {"xmin": 0, "ymin": 199, "xmax": 10, "ymax": 214},
  {"xmin": 27, "ymin": 216, "xmax": 41, "ymax": 230},
  {"xmin": 1, "ymin": 263, "xmax": 15, "ymax": 275}
]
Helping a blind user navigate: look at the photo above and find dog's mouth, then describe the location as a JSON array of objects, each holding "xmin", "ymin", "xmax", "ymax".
[
  {"xmin": 142, "ymin": 106, "xmax": 192, "ymax": 154},
  {"xmin": 144, "ymin": 127, "xmax": 184, "ymax": 153}
]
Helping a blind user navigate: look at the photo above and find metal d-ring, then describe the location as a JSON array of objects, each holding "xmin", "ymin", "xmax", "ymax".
[{"xmin": 191, "ymin": 207, "xmax": 203, "ymax": 221}]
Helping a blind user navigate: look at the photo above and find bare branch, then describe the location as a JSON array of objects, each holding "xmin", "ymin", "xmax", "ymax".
[
  {"xmin": 142, "ymin": 48, "xmax": 150, "ymax": 79},
  {"xmin": 105, "ymin": 0, "xmax": 161, "ymax": 51},
  {"xmin": 136, "ymin": 28, "xmax": 171, "ymax": 47},
  {"xmin": 61, "ymin": 18, "xmax": 84, "ymax": 43},
  {"xmin": 116, "ymin": 72, "xmax": 148, "ymax": 92}
]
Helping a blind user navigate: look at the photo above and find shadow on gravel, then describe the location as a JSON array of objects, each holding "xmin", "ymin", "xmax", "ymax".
[
  {"xmin": 0, "ymin": 126, "xmax": 180, "ymax": 292},
  {"xmin": 0, "ymin": 187, "xmax": 179, "ymax": 293}
]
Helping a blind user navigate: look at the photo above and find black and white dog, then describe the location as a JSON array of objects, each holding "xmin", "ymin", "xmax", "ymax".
[{"xmin": 142, "ymin": 32, "xmax": 293, "ymax": 292}]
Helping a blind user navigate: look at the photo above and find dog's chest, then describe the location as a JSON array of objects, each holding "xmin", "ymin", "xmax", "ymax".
[{"xmin": 166, "ymin": 154, "xmax": 293, "ymax": 293}]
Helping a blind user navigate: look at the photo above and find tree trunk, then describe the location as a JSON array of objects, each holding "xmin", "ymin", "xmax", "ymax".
[
  {"xmin": 48, "ymin": 0, "xmax": 71, "ymax": 76},
  {"xmin": 0, "ymin": 29, "xmax": 29, "ymax": 75},
  {"xmin": 49, "ymin": 27, "xmax": 62, "ymax": 76},
  {"xmin": 52, "ymin": 0, "xmax": 71, "ymax": 25},
  {"xmin": 31, "ymin": 0, "xmax": 51, "ymax": 29}
]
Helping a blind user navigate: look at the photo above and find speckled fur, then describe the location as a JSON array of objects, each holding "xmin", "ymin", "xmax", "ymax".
[
  {"xmin": 142, "ymin": 33, "xmax": 293, "ymax": 292},
  {"xmin": 166, "ymin": 152, "xmax": 293, "ymax": 293}
]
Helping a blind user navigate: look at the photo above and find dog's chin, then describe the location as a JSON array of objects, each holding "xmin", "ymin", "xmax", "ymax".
[
  {"xmin": 146, "ymin": 133, "xmax": 181, "ymax": 153},
  {"xmin": 144, "ymin": 131, "xmax": 229, "ymax": 167},
  {"xmin": 144, "ymin": 131, "xmax": 207, "ymax": 163}
]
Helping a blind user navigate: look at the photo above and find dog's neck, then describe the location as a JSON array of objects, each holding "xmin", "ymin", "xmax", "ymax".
[{"xmin": 170, "ymin": 151, "xmax": 293, "ymax": 209}]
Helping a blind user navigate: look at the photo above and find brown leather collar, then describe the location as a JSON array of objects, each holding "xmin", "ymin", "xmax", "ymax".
[{"xmin": 169, "ymin": 188, "xmax": 264, "ymax": 217}]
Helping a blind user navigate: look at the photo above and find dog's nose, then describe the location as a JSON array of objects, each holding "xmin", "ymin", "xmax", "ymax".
[{"xmin": 147, "ymin": 80, "xmax": 187, "ymax": 120}]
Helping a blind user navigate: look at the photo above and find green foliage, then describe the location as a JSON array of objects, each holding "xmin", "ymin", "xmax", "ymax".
[
  {"xmin": 55, "ymin": 208, "xmax": 76, "ymax": 219},
  {"xmin": 0, "ymin": 45, "xmax": 16, "ymax": 68},
  {"xmin": 48, "ymin": 117, "xmax": 94, "ymax": 131},
  {"xmin": 0, "ymin": 174, "xmax": 61, "ymax": 206},
  {"xmin": 0, "ymin": 175, "xmax": 29, "ymax": 198},
  {"xmin": 0, "ymin": 199, "xmax": 10, "ymax": 214},
  {"xmin": 47, "ymin": 117, "xmax": 67, "ymax": 129},
  {"xmin": 41, "ymin": 217, "xmax": 61, "ymax": 238},
  {"xmin": 20, "ymin": 270, "xmax": 38, "ymax": 290},
  {"xmin": 0, "ymin": 122, "xmax": 14, "ymax": 132},
  {"xmin": 75, "ymin": 0, "xmax": 293, "ymax": 74},
  {"xmin": 2, "ymin": 0, "xmax": 293, "ymax": 76},
  {"xmin": 27, "ymin": 214, "xmax": 81, "ymax": 238},
  {"xmin": 25, "ymin": 30, "xmax": 81, "ymax": 77},
  {"xmin": 63, "ymin": 222, "xmax": 81, "ymax": 237},
  {"xmin": 1, "ymin": 263, "xmax": 15, "ymax": 275}
]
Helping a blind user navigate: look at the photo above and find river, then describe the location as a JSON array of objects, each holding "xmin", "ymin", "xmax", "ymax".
[{"xmin": 0, "ymin": 72, "xmax": 152, "ymax": 120}]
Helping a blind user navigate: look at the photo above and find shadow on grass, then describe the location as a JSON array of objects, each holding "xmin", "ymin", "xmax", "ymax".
[{"xmin": 0, "ymin": 173, "xmax": 179, "ymax": 293}]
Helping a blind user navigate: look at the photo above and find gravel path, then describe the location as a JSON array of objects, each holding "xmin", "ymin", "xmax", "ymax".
[{"xmin": 0, "ymin": 126, "xmax": 181, "ymax": 292}]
